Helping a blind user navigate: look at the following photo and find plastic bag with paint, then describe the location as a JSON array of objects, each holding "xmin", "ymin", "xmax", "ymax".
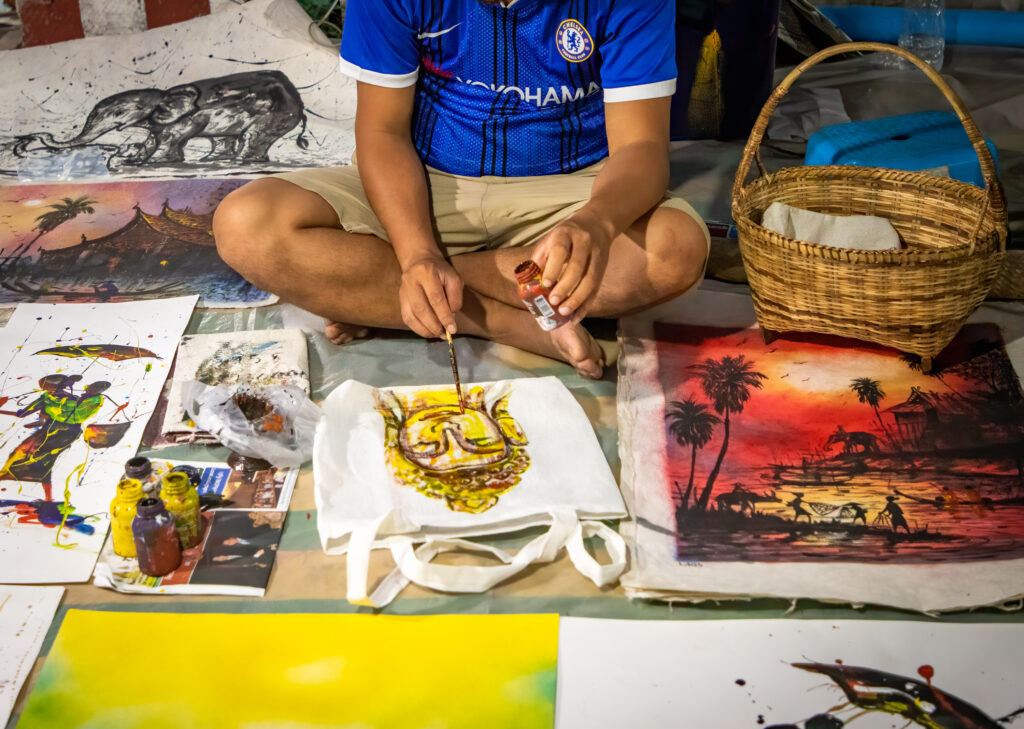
[
  {"xmin": 314, "ymin": 376, "xmax": 628, "ymax": 607},
  {"xmin": 181, "ymin": 382, "xmax": 322, "ymax": 468}
]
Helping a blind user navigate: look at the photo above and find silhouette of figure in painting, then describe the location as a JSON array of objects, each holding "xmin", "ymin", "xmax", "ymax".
[
  {"xmin": 0, "ymin": 375, "xmax": 111, "ymax": 501},
  {"xmin": 880, "ymin": 495, "xmax": 911, "ymax": 534},
  {"xmin": 787, "ymin": 492, "xmax": 812, "ymax": 522},
  {"xmin": 94, "ymin": 281, "xmax": 119, "ymax": 296},
  {"xmin": 842, "ymin": 502, "xmax": 867, "ymax": 525}
]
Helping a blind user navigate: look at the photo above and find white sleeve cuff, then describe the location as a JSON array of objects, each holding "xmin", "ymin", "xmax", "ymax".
[
  {"xmin": 338, "ymin": 57, "xmax": 418, "ymax": 88},
  {"xmin": 603, "ymin": 78, "xmax": 677, "ymax": 103}
]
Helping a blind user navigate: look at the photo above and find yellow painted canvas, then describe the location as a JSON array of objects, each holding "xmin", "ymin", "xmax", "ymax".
[{"xmin": 18, "ymin": 610, "xmax": 558, "ymax": 729}]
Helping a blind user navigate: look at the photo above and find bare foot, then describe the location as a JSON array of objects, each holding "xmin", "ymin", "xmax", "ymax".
[
  {"xmin": 323, "ymin": 320, "xmax": 369, "ymax": 345},
  {"xmin": 548, "ymin": 322, "xmax": 605, "ymax": 379}
]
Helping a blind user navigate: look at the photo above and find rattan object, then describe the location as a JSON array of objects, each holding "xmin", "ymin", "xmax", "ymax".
[{"xmin": 732, "ymin": 42, "xmax": 1007, "ymax": 372}]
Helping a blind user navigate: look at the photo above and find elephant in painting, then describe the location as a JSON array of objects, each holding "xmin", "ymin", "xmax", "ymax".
[{"xmin": 14, "ymin": 70, "xmax": 308, "ymax": 169}]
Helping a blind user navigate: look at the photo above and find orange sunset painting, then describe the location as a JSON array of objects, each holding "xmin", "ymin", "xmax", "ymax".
[{"xmin": 655, "ymin": 322, "xmax": 1024, "ymax": 564}]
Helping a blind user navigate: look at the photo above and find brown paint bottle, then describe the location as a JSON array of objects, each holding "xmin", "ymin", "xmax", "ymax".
[{"xmin": 514, "ymin": 260, "xmax": 570, "ymax": 331}]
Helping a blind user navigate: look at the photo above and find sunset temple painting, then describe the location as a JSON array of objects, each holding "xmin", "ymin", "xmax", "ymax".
[
  {"xmin": 619, "ymin": 290, "xmax": 1024, "ymax": 611},
  {"xmin": 0, "ymin": 179, "xmax": 273, "ymax": 307}
]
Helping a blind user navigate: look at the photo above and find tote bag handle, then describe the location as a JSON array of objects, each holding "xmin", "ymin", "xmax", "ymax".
[{"xmin": 345, "ymin": 510, "xmax": 626, "ymax": 607}]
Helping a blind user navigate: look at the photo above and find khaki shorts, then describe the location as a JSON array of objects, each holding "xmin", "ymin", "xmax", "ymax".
[{"xmin": 273, "ymin": 161, "xmax": 710, "ymax": 258}]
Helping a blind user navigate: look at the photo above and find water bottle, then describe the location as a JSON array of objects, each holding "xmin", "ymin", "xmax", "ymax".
[{"xmin": 899, "ymin": 0, "xmax": 946, "ymax": 71}]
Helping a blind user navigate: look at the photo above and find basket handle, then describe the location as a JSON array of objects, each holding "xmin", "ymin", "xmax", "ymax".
[{"xmin": 733, "ymin": 42, "xmax": 1007, "ymax": 248}]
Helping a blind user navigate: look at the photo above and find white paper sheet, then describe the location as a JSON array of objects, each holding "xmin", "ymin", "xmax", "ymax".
[
  {"xmin": 0, "ymin": 586, "xmax": 63, "ymax": 729},
  {"xmin": 0, "ymin": 297, "xmax": 196, "ymax": 582},
  {"xmin": 619, "ymin": 288, "xmax": 1024, "ymax": 612},
  {"xmin": 556, "ymin": 617, "xmax": 1024, "ymax": 728}
]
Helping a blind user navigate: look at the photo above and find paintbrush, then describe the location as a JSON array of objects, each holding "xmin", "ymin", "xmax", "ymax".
[{"xmin": 444, "ymin": 330, "xmax": 466, "ymax": 413}]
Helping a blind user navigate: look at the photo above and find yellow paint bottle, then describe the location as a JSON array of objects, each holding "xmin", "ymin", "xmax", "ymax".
[
  {"xmin": 110, "ymin": 477, "xmax": 145, "ymax": 558},
  {"xmin": 159, "ymin": 472, "xmax": 202, "ymax": 549}
]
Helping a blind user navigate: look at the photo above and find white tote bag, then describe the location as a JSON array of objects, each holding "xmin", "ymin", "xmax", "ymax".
[{"xmin": 314, "ymin": 376, "xmax": 628, "ymax": 606}]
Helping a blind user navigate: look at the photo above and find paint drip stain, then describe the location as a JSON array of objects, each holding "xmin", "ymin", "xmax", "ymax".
[
  {"xmin": 735, "ymin": 678, "xmax": 746, "ymax": 686},
  {"xmin": 918, "ymin": 664, "xmax": 934, "ymax": 684}
]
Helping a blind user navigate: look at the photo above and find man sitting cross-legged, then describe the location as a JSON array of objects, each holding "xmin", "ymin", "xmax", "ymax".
[{"xmin": 213, "ymin": 0, "xmax": 709, "ymax": 380}]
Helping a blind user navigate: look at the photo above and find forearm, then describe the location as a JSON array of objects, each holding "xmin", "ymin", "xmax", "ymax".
[
  {"xmin": 577, "ymin": 140, "xmax": 669, "ymax": 238},
  {"xmin": 356, "ymin": 128, "xmax": 440, "ymax": 269}
]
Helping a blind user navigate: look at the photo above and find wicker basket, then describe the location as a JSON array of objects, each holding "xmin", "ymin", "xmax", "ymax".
[{"xmin": 732, "ymin": 42, "xmax": 1008, "ymax": 371}]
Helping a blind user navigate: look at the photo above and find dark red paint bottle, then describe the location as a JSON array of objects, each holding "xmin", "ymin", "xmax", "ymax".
[
  {"xmin": 514, "ymin": 260, "xmax": 570, "ymax": 331},
  {"xmin": 131, "ymin": 497, "xmax": 182, "ymax": 577}
]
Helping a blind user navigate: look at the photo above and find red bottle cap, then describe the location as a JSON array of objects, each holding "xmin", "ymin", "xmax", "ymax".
[{"xmin": 515, "ymin": 260, "xmax": 542, "ymax": 284}]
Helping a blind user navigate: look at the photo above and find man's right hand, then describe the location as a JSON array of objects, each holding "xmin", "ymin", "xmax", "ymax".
[{"xmin": 399, "ymin": 255, "xmax": 464, "ymax": 338}]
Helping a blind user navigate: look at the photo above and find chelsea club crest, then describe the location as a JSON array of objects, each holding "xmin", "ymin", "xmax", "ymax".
[{"xmin": 556, "ymin": 19, "xmax": 593, "ymax": 62}]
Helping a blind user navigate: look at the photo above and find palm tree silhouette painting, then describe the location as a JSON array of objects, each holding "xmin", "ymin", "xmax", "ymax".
[
  {"xmin": 666, "ymin": 398, "xmax": 719, "ymax": 512},
  {"xmin": 849, "ymin": 377, "xmax": 900, "ymax": 452},
  {"xmin": 1, "ymin": 196, "xmax": 97, "ymax": 276},
  {"xmin": 688, "ymin": 355, "xmax": 766, "ymax": 510}
]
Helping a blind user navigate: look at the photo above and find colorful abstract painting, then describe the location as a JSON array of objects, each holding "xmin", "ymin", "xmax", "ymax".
[
  {"xmin": 619, "ymin": 289, "xmax": 1024, "ymax": 611},
  {"xmin": 0, "ymin": 586, "xmax": 63, "ymax": 729},
  {"xmin": 0, "ymin": 297, "xmax": 195, "ymax": 582},
  {"xmin": 0, "ymin": 179, "xmax": 274, "ymax": 307},
  {"xmin": 93, "ymin": 458, "xmax": 296, "ymax": 596},
  {"xmin": 18, "ymin": 611, "xmax": 558, "ymax": 729},
  {"xmin": 557, "ymin": 618, "xmax": 1024, "ymax": 728},
  {"xmin": 0, "ymin": 0, "xmax": 355, "ymax": 181}
]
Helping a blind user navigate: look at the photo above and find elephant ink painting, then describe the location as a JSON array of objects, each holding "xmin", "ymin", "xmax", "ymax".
[
  {"xmin": 0, "ymin": 179, "xmax": 273, "ymax": 307},
  {"xmin": 656, "ymin": 323, "xmax": 1024, "ymax": 564},
  {"xmin": 9, "ymin": 71, "xmax": 308, "ymax": 175},
  {"xmin": 0, "ymin": 298, "xmax": 194, "ymax": 583}
]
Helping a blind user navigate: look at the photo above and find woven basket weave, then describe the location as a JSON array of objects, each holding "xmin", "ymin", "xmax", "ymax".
[{"xmin": 732, "ymin": 42, "xmax": 1007, "ymax": 371}]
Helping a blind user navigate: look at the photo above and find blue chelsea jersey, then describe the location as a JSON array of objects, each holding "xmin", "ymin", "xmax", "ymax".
[{"xmin": 339, "ymin": 0, "xmax": 676, "ymax": 177}]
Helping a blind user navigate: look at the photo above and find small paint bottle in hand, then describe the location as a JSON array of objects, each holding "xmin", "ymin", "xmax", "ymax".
[
  {"xmin": 159, "ymin": 472, "xmax": 203, "ymax": 549},
  {"xmin": 132, "ymin": 498, "xmax": 182, "ymax": 577},
  {"xmin": 514, "ymin": 260, "xmax": 570, "ymax": 331},
  {"xmin": 110, "ymin": 477, "xmax": 145, "ymax": 558}
]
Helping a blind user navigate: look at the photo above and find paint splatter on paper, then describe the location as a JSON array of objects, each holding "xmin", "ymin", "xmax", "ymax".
[{"xmin": 0, "ymin": 297, "xmax": 195, "ymax": 583}]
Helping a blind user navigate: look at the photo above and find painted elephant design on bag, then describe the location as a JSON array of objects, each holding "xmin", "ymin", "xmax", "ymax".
[{"xmin": 13, "ymin": 70, "xmax": 309, "ymax": 170}]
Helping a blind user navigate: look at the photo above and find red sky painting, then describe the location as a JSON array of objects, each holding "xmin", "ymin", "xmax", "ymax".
[{"xmin": 654, "ymin": 323, "xmax": 1024, "ymax": 563}]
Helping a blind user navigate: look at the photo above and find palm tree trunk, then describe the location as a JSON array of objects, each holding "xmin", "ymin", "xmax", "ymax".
[
  {"xmin": 681, "ymin": 445, "xmax": 698, "ymax": 509},
  {"xmin": 0, "ymin": 233, "xmax": 43, "ymax": 277},
  {"xmin": 697, "ymin": 410, "xmax": 731, "ymax": 509}
]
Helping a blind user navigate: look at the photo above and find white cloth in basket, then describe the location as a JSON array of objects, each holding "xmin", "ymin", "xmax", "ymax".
[
  {"xmin": 762, "ymin": 201, "xmax": 901, "ymax": 250},
  {"xmin": 314, "ymin": 376, "xmax": 628, "ymax": 606}
]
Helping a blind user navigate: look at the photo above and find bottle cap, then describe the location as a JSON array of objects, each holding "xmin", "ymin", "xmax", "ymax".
[
  {"xmin": 161, "ymin": 472, "xmax": 191, "ymax": 494},
  {"xmin": 125, "ymin": 457, "xmax": 152, "ymax": 479},
  {"xmin": 135, "ymin": 497, "xmax": 166, "ymax": 517},
  {"xmin": 170, "ymin": 465, "xmax": 202, "ymax": 487},
  {"xmin": 116, "ymin": 477, "xmax": 144, "ymax": 497},
  {"xmin": 514, "ymin": 260, "xmax": 542, "ymax": 284}
]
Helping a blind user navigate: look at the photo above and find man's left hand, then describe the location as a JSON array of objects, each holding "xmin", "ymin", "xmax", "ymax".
[{"xmin": 534, "ymin": 209, "xmax": 614, "ymax": 321}]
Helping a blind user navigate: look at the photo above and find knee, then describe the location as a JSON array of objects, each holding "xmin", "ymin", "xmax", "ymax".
[
  {"xmin": 213, "ymin": 179, "xmax": 288, "ymax": 282},
  {"xmin": 647, "ymin": 207, "xmax": 709, "ymax": 298}
]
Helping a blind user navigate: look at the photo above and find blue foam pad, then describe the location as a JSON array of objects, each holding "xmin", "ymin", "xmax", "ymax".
[
  {"xmin": 819, "ymin": 6, "xmax": 1024, "ymax": 48},
  {"xmin": 804, "ymin": 111, "xmax": 998, "ymax": 187}
]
